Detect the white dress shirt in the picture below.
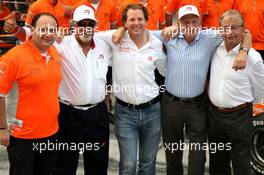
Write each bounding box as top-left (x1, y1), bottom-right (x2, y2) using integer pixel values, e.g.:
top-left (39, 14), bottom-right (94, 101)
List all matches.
top-left (96, 30), bottom-right (166, 105)
top-left (209, 42), bottom-right (264, 108)
top-left (54, 35), bottom-right (112, 105)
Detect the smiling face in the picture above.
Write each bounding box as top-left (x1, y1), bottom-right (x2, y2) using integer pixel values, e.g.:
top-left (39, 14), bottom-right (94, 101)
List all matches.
top-left (220, 14), bottom-right (245, 49)
top-left (31, 15), bottom-right (58, 53)
top-left (124, 8), bottom-right (146, 38)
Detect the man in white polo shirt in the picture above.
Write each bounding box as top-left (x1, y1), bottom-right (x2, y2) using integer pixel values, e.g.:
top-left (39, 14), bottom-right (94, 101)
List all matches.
top-left (208, 10), bottom-right (264, 175)
top-left (53, 4), bottom-right (112, 175)
top-left (96, 3), bottom-right (166, 174)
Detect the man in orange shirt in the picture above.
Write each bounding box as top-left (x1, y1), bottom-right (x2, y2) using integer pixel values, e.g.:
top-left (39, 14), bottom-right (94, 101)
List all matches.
top-left (116, 0), bottom-right (166, 30)
top-left (87, 0), bottom-right (117, 31)
top-left (0, 13), bottom-right (62, 175)
top-left (234, 0), bottom-right (264, 59)
top-left (165, 0), bottom-right (207, 26)
top-left (202, 0), bottom-right (235, 28)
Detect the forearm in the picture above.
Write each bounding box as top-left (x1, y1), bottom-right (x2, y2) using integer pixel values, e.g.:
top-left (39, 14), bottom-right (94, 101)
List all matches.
top-left (241, 32), bottom-right (252, 49)
top-left (0, 97), bottom-right (7, 129)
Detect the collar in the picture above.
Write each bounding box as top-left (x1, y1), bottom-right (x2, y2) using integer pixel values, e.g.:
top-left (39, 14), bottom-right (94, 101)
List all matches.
top-left (124, 30), bottom-right (155, 45)
top-left (219, 41), bottom-right (241, 55)
top-left (24, 37), bottom-right (56, 62)
top-left (178, 30), bottom-right (202, 42)
top-left (72, 34), bottom-right (96, 49)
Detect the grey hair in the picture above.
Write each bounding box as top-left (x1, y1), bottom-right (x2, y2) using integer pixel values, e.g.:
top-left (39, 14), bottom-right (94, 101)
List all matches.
top-left (219, 10), bottom-right (245, 27)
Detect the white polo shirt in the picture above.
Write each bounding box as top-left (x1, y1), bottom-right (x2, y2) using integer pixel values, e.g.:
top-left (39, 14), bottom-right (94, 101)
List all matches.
top-left (209, 42), bottom-right (264, 108)
top-left (96, 30), bottom-right (166, 105)
top-left (54, 35), bottom-right (112, 105)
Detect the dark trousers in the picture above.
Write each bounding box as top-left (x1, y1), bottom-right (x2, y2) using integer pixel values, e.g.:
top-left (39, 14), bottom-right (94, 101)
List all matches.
top-left (208, 104), bottom-right (253, 175)
top-left (161, 93), bottom-right (208, 175)
top-left (7, 134), bottom-right (58, 175)
top-left (54, 102), bottom-right (109, 175)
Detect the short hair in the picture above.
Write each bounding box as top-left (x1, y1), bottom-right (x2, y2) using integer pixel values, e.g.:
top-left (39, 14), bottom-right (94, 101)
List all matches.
top-left (121, 3), bottom-right (148, 24)
top-left (31, 13), bottom-right (59, 28)
top-left (219, 10), bottom-right (245, 27)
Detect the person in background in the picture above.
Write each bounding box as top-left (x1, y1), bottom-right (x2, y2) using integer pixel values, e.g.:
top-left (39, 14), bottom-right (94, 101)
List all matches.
top-left (202, 0), bottom-right (235, 28)
top-left (164, 0), bottom-right (208, 26)
top-left (234, 0), bottom-right (264, 59)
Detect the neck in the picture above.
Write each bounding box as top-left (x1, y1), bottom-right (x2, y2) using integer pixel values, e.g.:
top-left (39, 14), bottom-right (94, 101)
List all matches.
top-left (130, 32), bottom-right (148, 49)
top-left (30, 40), bottom-right (48, 54)
top-left (184, 34), bottom-right (196, 44)
top-left (225, 42), bottom-right (240, 52)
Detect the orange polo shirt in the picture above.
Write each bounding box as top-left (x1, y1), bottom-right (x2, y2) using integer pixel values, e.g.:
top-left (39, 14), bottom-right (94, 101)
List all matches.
top-left (0, 39), bottom-right (62, 139)
top-left (116, 0), bottom-right (166, 30)
top-left (25, 0), bottom-right (66, 27)
top-left (164, 0), bottom-right (208, 17)
top-left (234, 0), bottom-right (264, 50)
top-left (202, 0), bottom-right (235, 28)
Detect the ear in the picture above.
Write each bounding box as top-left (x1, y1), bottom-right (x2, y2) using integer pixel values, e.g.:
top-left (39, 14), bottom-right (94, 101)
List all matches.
top-left (124, 22), bottom-right (128, 29)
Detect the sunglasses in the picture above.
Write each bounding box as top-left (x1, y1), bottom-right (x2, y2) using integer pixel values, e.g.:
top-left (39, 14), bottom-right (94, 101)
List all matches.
top-left (77, 21), bottom-right (96, 28)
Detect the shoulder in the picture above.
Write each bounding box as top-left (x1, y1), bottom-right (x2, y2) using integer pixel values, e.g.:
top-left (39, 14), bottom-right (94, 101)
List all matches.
top-left (0, 44), bottom-right (27, 64)
top-left (93, 37), bottom-right (110, 49)
top-left (247, 48), bottom-right (263, 65)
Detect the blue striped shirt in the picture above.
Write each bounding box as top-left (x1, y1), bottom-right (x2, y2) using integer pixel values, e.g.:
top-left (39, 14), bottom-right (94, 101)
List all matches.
top-left (153, 29), bottom-right (223, 98)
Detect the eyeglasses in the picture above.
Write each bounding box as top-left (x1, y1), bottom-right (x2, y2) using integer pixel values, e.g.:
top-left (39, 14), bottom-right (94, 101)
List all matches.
top-left (222, 25), bottom-right (243, 31)
top-left (77, 21), bottom-right (96, 28)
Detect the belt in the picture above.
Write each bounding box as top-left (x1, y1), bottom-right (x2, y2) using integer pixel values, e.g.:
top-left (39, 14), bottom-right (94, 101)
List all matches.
top-left (116, 95), bottom-right (160, 109)
top-left (209, 102), bottom-right (250, 113)
top-left (59, 98), bottom-right (97, 110)
top-left (165, 90), bottom-right (205, 104)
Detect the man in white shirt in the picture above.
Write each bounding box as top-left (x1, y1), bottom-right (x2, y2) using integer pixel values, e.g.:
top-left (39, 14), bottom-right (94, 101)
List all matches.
top-left (53, 5), bottom-right (112, 175)
top-left (208, 10), bottom-right (264, 175)
top-left (96, 3), bottom-right (166, 175)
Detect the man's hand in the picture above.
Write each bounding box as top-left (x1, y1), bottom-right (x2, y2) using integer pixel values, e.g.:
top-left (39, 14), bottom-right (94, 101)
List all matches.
top-left (233, 50), bottom-right (247, 71)
top-left (112, 27), bottom-right (126, 45)
top-left (0, 129), bottom-right (10, 147)
top-left (104, 95), bottom-right (112, 112)
top-left (161, 23), bottom-right (179, 42)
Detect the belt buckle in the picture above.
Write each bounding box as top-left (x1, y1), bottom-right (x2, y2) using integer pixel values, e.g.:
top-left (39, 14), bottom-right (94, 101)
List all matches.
top-left (179, 98), bottom-right (188, 103)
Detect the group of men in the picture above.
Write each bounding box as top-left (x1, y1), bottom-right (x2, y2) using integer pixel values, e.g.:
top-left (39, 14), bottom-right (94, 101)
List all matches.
top-left (0, 0), bottom-right (264, 175)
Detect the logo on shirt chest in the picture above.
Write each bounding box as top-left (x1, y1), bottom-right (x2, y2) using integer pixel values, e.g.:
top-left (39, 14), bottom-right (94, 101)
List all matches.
top-left (98, 54), bottom-right (104, 62)
top-left (148, 56), bottom-right (153, 62)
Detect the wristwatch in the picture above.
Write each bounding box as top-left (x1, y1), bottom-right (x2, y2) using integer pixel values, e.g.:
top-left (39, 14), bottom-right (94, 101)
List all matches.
top-left (240, 47), bottom-right (249, 54)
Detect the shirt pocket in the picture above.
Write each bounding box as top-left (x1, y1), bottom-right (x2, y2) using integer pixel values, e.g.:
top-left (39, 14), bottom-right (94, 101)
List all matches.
top-left (94, 59), bottom-right (108, 80)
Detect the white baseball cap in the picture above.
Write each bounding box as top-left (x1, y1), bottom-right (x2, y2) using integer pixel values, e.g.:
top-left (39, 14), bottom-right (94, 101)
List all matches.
top-left (178, 5), bottom-right (200, 20)
top-left (73, 5), bottom-right (97, 22)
